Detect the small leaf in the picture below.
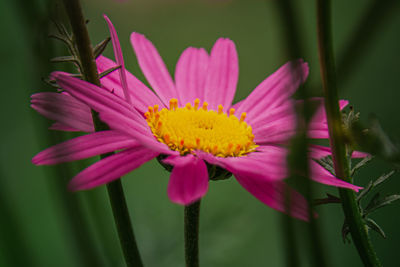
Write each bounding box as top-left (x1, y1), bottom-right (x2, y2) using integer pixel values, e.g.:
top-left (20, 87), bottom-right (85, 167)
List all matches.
top-left (364, 192), bottom-right (381, 213)
top-left (364, 194), bottom-right (400, 215)
top-left (50, 56), bottom-right (78, 64)
top-left (314, 156), bottom-right (335, 176)
top-left (351, 156), bottom-right (373, 176)
top-left (94, 37), bottom-right (111, 59)
top-left (365, 218), bottom-right (386, 239)
top-left (373, 170), bottom-right (396, 188)
top-left (356, 180), bottom-right (373, 204)
top-left (341, 221), bottom-right (351, 243)
top-left (99, 65), bottom-right (121, 78)
top-left (314, 193), bottom-right (341, 206)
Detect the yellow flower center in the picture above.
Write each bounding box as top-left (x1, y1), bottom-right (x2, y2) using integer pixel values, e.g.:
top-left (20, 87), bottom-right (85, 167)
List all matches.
top-left (145, 98), bottom-right (257, 157)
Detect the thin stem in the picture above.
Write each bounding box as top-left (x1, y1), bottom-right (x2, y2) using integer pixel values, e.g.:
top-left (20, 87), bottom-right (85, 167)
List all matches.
top-left (273, 1), bottom-right (328, 266)
top-left (184, 201), bottom-right (201, 267)
top-left (62, 1), bottom-right (144, 266)
top-left (316, 1), bottom-right (381, 266)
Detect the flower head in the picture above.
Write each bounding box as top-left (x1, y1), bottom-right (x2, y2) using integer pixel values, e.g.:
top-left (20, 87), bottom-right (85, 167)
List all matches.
top-left (32, 17), bottom-right (362, 221)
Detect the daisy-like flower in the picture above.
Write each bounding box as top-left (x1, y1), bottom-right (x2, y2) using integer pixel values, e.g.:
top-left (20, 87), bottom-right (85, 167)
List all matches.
top-left (32, 17), bottom-right (362, 221)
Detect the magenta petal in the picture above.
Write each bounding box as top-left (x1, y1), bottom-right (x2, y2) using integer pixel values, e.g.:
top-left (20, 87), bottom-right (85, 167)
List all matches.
top-left (175, 47), bottom-right (209, 105)
top-left (130, 32), bottom-right (176, 106)
top-left (49, 122), bottom-right (80, 132)
top-left (164, 155), bottom-right (209, 205)
top-left (31, 92), bottom-right (94, 132)
top-left (69, 146), bottom-right (158, 191)
top-left (310, 161), bottom-right (362, 191)
top-left (33, 131), bottom-right (135, 165)
top-left (236, 60), bottom-right (308, 120)
top-left (235, 174), bottom-right (310, 221)
top-left (96, 56), bottom-right (164, 113)
top-left (309, 144), bottom-right (369, 159)
top-left (197, 145), bottom-right (288, 180)
top-left (203, 38), bottom-right (238, 110)
top-left (104, 15), bottom-right (131, 104)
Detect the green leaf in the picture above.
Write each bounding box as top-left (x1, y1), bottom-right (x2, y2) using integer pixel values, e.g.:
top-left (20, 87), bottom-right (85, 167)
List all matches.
top-left (99, 65), bottom-right (121, 78)
top-left (351, 155), bottom-right (373, 176)
top-left (373, 170), bottom-right (396, 187)
top-left (365, 218), bottom-right (386, 239)
top-left (50, 56), bottom-right (78, 64)
top-left (365, 194), bottom-right (400, 215)
top-left (356, 180), bottom-right (373, 204)
top-left (314, 156), bottom-right (335, 176)
top-left (93, 37), bottom-right (111, 59)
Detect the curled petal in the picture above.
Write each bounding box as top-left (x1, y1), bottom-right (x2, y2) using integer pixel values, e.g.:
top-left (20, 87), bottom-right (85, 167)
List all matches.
top-left (164, 155), bottom-right (209, 205)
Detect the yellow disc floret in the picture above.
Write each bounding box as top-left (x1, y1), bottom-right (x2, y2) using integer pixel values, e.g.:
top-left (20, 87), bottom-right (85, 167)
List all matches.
top-left (145, 98), bottom-right (258, 157)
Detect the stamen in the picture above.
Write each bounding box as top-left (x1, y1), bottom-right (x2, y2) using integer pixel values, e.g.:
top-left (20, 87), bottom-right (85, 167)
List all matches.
top-left (153, 105), bottom-right (159, 113)
top-left (240, 112), bottom-right (246, 122)
top-left (229, 108), bottom-right (235, 116)
top-left (196, 138), bottom-right (201, 149)
top-left (186, 103), bottom-right (192, 110)
top-left (218, 104), bottom-right (223, 114)
top-left (235, 144), bottom-right (241, 154)
top-left (202, 102), bottom-right (208, 111)
top-left (144, 112), bottom-right (150, 119)
top-left (164, 134), bottom-right (170, 144)
top-left (148, 106), bottom-right (154, 116)
top-left (194, 98), bottom-right (200, 110)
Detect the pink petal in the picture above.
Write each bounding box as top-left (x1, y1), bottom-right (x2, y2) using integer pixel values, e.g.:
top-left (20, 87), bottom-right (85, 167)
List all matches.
top-left (164, 154), bottom-right (209, 205)
top-left (236, 60), bottom-right (309, 120)
top-left (69, 146), bottom-right (158, 191)
top-left (251, 103), bottom-right (297, 145)
top-left (31, 92), bottom-right (94, 132)
top-left (203, 38), bottom-right (238, 110)
top-left (174, 47), bottom-right (209, 105)
top-left (104, 15), bottom-right (131, 104)
top-left (309, 144), bottom-right (369, 159)
top-left (310, 161), bottom-right (362, 191)
top-left (235, 174), bottom-right (310, 221)
top-left (49, 122), bottom-right (80, 132)
top-left (197, 145), bottom-right (288, 181)
top-left (32, 131), bottom-right (135, 165)
top-left (97, 56), bottom-right (164, 113)
top-left (52, 72), bottom-right (172, 154)
top-left (310, 98), bottom-right (349, 124)
top-left (130, 32), bottom-right (176, 106)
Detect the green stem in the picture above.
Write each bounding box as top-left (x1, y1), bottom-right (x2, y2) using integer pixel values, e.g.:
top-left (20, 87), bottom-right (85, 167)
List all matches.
top-left (273, 1), bottom-right (328, 266)
top-left (184, 201), bottom-right (201, 267)
top-left (62, 1), bottom-right (144, 266)
top-left (316, 1), bottom-right (381, 266)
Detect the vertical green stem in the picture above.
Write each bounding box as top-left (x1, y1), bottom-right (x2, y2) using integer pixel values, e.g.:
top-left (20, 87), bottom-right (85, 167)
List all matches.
top-left (273, 0), bottom-right (328, 266)
top-left (184, 201), bottom-right (201, 267)
top-left (62, 0), bottom-right (144, 266)
top-left (316, 1), bottom-right (381, 266)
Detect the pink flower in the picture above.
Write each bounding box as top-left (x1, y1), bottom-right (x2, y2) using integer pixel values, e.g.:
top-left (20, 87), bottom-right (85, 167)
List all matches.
top-left (31, 16), bottom-right (361, 221)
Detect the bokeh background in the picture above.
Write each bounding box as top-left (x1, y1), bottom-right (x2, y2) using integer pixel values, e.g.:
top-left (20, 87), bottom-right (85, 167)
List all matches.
top-left (1, 0), bottom-right (400, 266)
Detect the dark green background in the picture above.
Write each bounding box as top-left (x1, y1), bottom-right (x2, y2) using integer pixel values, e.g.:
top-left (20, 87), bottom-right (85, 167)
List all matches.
top-left (1, 0), bottom-right (399, 266)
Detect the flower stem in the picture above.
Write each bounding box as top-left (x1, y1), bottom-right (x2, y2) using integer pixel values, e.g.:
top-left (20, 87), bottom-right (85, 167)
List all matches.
top-left (62, 0), bottom-right (144, 266)
top-left (316, 1), bottom-right (381, 266)
top-left (184, 200), bottom-right (201, 267)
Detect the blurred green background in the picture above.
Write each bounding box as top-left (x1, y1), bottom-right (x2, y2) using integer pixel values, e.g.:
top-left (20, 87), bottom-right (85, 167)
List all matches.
top-left (1, 0), bottom-right (400, 266)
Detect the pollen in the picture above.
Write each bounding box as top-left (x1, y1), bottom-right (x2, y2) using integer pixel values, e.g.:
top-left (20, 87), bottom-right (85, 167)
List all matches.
top-left (145, 98), bottom-right (258, 157)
